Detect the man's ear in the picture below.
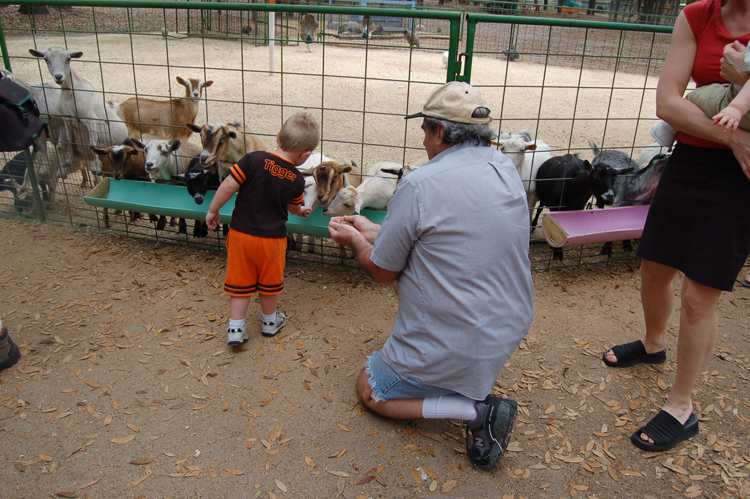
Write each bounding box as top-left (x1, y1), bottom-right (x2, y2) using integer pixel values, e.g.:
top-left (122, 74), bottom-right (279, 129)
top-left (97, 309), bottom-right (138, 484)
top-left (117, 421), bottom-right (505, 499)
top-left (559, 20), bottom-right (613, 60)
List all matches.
top-left (436, 124), bottom-right (446, 144)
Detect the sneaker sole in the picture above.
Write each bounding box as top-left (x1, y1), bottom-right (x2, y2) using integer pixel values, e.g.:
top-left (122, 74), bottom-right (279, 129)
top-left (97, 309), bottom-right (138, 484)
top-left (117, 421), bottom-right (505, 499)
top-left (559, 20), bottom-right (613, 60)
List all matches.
top-left (475, 398), bottom-right (518, 471)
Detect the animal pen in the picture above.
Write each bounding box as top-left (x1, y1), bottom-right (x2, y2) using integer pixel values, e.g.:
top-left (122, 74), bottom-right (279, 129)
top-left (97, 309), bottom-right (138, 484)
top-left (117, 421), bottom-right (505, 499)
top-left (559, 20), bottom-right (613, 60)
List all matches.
top-left (0, 0), bottom-right (673, 271)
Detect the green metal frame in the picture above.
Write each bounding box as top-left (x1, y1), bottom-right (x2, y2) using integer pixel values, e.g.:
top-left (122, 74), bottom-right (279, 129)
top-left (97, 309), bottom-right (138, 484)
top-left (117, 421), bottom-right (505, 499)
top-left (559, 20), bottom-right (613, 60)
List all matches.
top-left (0, 0), bottom-right (673, 270)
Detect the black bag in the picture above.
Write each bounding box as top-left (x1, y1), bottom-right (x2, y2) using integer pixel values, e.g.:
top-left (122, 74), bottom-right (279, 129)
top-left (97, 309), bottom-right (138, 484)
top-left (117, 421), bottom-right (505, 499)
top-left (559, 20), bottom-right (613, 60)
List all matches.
top-left (0, 77), bottom-right (48, 152)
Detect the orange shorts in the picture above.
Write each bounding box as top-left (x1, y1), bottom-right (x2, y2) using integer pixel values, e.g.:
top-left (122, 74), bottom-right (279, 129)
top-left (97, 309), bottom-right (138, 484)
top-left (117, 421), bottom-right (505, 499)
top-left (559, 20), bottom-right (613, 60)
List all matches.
top-left (224, 229), bottom-right (286, 297)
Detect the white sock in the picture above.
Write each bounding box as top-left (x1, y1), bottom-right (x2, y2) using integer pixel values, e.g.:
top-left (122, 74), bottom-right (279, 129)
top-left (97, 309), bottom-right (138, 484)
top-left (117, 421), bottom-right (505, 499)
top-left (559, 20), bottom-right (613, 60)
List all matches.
top-left (228, 318), bottom-right (245, 331)
top-left (261, 312), bottom-right (276, 324)
top-left (0, 314), bottom-right (3, 330)
top-left (421, 395), bottom-right (479, 421)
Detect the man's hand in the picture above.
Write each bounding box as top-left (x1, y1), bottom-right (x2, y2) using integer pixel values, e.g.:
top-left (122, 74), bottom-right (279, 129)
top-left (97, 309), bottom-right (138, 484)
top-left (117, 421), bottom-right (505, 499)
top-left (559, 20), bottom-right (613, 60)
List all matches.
top-left (328, 217), bottom-right (364, 248)
top-left (714, 105), bottom-right (744, 132)
top-left (206, 210), bottom-right (220, 230)
top-left (720, 41), bottom-right (750, 86)
top-left (330, 215), bottom-right (380, 244)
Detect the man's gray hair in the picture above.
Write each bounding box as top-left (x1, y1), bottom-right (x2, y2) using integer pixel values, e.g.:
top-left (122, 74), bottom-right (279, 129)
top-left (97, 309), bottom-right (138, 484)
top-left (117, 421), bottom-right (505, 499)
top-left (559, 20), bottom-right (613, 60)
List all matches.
top-left (423, 107), bottom-right (496, 146)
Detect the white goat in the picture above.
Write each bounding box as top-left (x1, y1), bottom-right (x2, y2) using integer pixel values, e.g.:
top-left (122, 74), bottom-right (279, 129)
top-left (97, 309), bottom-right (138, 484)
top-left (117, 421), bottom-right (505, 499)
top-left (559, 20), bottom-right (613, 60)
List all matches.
top-left (322, 161), bottom-right (399, 216)
top-left (132, 138), bottom-right (202, 181)
top-left (493, 133), bottom-right (552, 221)
top-left (115, 76), bottom-right (213, 141)
top-left (29, 47), bottom-right (127, 183)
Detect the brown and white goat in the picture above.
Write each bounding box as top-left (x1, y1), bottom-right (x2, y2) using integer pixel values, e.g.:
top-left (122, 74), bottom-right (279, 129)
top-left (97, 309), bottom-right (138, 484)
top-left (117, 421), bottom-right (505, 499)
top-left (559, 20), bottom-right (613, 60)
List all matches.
top-left (91, 139), bottom-right (147, 228)
top-left (115, 77), bottom-right (213, 141)
top-left (185, 122), bottom-right (266, 182)
top-left (300, 160), bottom-right (361, 208)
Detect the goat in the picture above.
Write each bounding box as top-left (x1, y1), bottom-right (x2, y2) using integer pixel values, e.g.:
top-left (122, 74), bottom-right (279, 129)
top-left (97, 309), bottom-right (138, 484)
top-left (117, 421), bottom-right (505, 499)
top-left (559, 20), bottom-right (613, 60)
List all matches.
top-left (300, 160), bottom-right (362, 208)
top-left (130, 138), bottom-right (202, 233)
top-left (90, 139), bottom-right (148, 228)
top-left (380, 163), bottom-right (421, 195)
top-left (0, 68), bottom-right (88, 200)
top-left (29, 47), bottom-right (127, 187)
top-left (132, 138), bottom-right (202, 182)
top-left (0, 145), bottom-right (50, 216)
top-left (115, 76), bottom-right (213, 141)
top-left (601, 153), bottom-right (669, 255)
top-left (493, 132), bottom-right (552, 225)
top-left (185, 122), bottom-right (266, 182)
top-left (170, 158), bottom-right (214, 238)
top-left (589, 140), bottom-right (640, 209)
top-left (534, 154), bottom-right (630, 261)
top-left (287, 152), bottom-right (334, 254)
top-left (322, 161), bottom-right (399, 216)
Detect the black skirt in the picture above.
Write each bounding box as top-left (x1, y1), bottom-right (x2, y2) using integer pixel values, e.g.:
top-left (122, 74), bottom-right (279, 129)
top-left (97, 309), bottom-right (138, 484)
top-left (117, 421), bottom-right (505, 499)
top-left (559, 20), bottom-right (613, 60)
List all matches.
top-left (637, 143), bottom-right (750, 291)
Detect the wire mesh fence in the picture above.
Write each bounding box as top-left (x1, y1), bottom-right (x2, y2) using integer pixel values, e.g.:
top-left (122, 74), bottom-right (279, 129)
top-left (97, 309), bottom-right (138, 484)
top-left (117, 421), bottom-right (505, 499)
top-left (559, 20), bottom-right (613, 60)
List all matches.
top-left (0, 0), bottom-right (673, 271)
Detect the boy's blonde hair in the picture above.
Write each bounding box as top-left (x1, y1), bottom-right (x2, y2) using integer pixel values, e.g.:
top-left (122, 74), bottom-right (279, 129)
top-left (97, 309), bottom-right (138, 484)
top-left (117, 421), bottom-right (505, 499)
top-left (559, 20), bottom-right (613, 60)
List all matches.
top-left (277, 112), bottom-right (320, 152)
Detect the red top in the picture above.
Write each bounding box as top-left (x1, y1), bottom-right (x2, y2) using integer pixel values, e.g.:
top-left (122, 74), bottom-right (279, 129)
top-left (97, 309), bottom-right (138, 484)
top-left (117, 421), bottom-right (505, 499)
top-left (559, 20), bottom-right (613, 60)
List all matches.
top-left (677, 0), bottom-right (750, 148)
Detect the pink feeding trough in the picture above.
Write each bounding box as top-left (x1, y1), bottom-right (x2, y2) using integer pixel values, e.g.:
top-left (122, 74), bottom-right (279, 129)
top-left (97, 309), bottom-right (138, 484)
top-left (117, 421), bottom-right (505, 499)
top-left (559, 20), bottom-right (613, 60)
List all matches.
top-left (541, 205), bottom-right (651, 248)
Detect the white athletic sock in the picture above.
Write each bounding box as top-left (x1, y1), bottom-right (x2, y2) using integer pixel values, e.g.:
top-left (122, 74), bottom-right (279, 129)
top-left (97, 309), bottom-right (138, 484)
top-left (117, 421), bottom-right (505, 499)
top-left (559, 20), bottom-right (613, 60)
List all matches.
top-left (421, 395), bottom-right (479, 421)
top-left (228, 318), bottom-right (245, 331)
top-left (261, 312), bottom-right (276, 324)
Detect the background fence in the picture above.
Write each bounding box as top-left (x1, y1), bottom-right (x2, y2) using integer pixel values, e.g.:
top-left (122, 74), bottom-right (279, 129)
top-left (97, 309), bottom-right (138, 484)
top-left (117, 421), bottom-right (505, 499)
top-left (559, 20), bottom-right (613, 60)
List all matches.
top-left (0, 0), bottom-right (674, 271)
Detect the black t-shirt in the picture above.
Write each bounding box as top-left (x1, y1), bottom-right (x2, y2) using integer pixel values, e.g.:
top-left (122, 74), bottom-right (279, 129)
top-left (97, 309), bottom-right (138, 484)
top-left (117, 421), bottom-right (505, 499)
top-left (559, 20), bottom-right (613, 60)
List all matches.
top-left (228, 151), bottom-right (305, 238)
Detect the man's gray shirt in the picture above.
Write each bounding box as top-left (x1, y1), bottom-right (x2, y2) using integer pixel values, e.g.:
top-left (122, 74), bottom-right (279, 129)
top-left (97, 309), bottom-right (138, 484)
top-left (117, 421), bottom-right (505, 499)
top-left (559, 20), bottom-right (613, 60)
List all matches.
top-left (370, 142), bottom-right (535, 400)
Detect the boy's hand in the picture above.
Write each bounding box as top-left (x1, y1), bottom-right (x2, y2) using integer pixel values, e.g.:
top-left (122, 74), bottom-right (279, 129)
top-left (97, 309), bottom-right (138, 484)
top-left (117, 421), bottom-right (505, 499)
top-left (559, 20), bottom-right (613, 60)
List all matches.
top-left (714, 106), bottom-right (744, 132)
top-left (206, 210), bottom-right (220, 230)
top-left (299, 206), bottom-right (313, 218)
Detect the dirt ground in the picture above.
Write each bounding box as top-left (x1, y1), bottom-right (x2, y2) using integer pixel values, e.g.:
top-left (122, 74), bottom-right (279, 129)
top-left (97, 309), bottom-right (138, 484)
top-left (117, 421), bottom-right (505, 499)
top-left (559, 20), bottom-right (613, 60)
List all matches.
top-left (1, 217), bottom-right (750, 499)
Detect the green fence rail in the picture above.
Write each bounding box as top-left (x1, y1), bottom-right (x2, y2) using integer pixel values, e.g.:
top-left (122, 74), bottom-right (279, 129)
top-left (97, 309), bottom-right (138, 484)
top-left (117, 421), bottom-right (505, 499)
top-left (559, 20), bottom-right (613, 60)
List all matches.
top-left (0, 0), bottom-right (673, 271)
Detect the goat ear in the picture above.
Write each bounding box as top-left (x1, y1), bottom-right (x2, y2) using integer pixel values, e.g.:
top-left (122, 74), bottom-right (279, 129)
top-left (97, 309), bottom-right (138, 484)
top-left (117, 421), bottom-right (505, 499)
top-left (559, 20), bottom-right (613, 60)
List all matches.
top-left (29, 49), bottom-right (45, 58)
top-left (300, 168), bottom-right (314, 176)
top-left (341, 166), bottom-right (353, 174)
top-left (70, 52), bottom-right (83, 59)
top-left (91, 147), bottom-right (109, 157)
top-left (176, 76), bottom-right (187, 86)
top-left (203, 80), bottom-right (214, 88)
top-left (525, 143), bottom-right (537, 151)
top-left (380, 168), bottom-right (401, 176)
top-left (130, 138), bottom-right (145, 149)
top-left (582, 160), bottom-right (593, 173)
top-left (617, 167), bottom-right (635, 176)
top-left (227, 131), bottom-right (237, 139)
top-left (168, 140), bottom-right (181, 152)
top-left (186, 123), bottom-right (202, 133)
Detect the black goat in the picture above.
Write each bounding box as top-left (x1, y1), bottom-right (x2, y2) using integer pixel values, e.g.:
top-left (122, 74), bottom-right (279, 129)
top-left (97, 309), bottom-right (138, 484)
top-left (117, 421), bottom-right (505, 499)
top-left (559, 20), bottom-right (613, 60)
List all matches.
top-left (535, 154), bottom-right (631, 261)
top-left (172, 158), bottom-right (219, 238)
top-left (589, 141), bottom-right (640, 209)
top-left (601, 153), bottom-right (669, 255)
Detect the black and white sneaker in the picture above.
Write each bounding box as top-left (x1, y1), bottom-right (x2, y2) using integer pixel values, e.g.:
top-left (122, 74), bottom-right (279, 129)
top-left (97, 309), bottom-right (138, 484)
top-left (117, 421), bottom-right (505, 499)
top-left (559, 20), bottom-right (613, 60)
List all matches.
top-left (465, 396), bottom-right (517, 471)
top-left (261, 311), bottom-right (286, 337)
top-left (227, 326), bottom-right (249, 345)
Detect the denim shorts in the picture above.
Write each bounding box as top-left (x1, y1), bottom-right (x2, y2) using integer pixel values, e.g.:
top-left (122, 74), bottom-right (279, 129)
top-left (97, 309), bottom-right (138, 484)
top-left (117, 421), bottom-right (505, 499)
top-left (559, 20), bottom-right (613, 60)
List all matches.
top-left (365, 350), bottom-right (456, 402)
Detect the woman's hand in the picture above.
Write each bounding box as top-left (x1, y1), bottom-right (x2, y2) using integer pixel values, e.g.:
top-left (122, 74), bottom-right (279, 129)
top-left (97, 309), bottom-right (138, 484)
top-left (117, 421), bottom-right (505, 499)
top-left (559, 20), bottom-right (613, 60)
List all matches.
top-left (720, 41), bottom-right (750, 86)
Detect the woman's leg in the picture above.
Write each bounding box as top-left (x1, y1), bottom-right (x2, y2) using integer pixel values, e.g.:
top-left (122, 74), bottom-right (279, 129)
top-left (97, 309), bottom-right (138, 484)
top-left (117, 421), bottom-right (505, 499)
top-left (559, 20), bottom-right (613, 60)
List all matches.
top-left (638, 275), bottom-right (722, 443)
top-left (606, 259), bottom-right (677, 362)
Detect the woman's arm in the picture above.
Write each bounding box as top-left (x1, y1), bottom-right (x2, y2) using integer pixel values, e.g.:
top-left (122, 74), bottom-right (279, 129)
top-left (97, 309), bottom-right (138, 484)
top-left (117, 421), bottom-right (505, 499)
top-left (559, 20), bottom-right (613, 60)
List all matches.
top-left (657, 14), bottom-right (750, 178)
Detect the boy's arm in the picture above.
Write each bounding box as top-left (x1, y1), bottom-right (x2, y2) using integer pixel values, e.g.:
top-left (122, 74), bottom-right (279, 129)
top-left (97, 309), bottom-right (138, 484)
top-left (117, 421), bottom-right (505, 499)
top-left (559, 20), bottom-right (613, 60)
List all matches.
top-left (206, 176), bottom-right (240, 230)
top-left (288, 202), bottom-right (313, 218)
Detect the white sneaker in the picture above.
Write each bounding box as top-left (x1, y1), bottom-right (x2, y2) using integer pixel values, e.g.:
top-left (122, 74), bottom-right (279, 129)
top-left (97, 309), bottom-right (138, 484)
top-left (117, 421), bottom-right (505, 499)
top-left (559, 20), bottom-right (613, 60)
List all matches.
top-left (650, 121), bottom-right (677, 147)
top-left (227, 327), bottom-right (249, 345)
top-left (261, 311), bottom-right (286, 337)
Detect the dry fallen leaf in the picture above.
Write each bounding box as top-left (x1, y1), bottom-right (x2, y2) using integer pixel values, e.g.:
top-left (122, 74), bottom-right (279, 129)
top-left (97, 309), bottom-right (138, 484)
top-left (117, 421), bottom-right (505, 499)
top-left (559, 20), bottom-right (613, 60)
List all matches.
top-left (423, 465), bottom-right (437, 479)
top-left (442, 480), bottom-right (457, 493)
top-left (130, 458), bottom-right (152, 465)
top-left (225, 469), bottom-right (244, 475)
top-left (336, 423), bottom-right (349, 432)
top-left (111, 435), bottom-right (135, 445)
top-left (275, 479), bottom-right (287, 492)
top-left (304, 456), bottom-right (315, 468)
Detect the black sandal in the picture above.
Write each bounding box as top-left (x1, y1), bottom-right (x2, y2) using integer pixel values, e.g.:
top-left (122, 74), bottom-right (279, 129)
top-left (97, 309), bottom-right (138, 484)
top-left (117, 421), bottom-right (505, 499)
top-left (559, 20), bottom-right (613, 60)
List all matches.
top-left (602, 340), bottom-right (666, 368)
top-left (631, 411), bottom-right (699, 452)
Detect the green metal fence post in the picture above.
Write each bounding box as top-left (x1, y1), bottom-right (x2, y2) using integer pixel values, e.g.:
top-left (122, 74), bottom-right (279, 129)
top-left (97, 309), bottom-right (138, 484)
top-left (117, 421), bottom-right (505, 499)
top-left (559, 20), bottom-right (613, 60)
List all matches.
top-left (23, 148), bottom-right (47, 223)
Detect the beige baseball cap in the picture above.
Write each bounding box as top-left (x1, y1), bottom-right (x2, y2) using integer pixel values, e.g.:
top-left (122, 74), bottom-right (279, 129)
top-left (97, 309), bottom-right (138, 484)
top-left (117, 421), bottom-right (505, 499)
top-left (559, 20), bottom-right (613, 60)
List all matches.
top-left (405, 81), bottom-right (492, 124)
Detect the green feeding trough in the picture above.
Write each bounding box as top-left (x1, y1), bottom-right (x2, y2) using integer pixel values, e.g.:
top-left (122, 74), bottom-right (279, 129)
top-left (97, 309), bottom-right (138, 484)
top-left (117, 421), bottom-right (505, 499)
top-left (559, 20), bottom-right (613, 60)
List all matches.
top-left (83, 178), bottom-right (387, 237)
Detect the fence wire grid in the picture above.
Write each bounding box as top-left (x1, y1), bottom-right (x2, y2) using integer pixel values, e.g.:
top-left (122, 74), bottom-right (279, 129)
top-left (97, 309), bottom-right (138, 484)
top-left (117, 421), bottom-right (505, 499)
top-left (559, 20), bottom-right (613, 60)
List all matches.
top-left (0, 0), bottom-right (674, 271)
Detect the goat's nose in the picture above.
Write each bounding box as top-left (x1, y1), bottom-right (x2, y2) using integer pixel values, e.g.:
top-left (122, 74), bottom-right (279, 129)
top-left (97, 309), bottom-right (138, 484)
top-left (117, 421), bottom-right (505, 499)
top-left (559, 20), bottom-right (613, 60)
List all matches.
top-left (54, 74), bottom-right (64, 83)
top-left (146, 162), bottom-right (153, 169)
top-left (194, 195), bottom-right (204, 205)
